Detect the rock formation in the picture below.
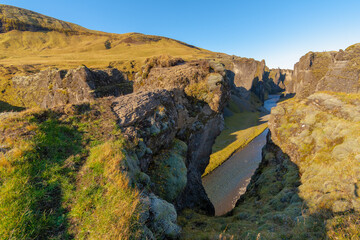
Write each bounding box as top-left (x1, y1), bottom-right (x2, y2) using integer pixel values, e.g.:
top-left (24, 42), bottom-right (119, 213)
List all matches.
top-left (286, 44), bottom-right (360, 97)
top-left (121, 57), bottom-right (231, 215)
top-left (221, 56), bottom-right (286, 104)
top-left (12, 66), bottom-right (132, 108)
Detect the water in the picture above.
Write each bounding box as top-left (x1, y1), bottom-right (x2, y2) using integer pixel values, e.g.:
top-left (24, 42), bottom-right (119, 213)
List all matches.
top-left (202, 94), bottom-right (280, 216)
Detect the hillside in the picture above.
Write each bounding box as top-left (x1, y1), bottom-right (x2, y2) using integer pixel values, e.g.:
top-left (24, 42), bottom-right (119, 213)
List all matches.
top-left (0, 4), bottom-right (223, 110)
top-left (0, 4), bottom-right (91, 33)
top-left (0, 5), bottom-right (213, 70)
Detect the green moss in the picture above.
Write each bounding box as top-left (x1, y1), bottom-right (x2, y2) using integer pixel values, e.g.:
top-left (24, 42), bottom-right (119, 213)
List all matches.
top-left (148, 139), bottom-right (188, 202)
top-left (184, 81), bottom-right (214, 104)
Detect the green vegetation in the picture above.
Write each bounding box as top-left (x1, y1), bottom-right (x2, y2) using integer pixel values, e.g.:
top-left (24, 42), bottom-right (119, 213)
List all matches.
top-left (185, 81), bottom-right (214, 104)
top-left (203, 99), bottom-right (268, 176)
top-left (148, 139), bottom-right (188, 202)
top-left (0, 101), bottom-right (143, 239)
top-left (104, 39), bottom-right (111, 49)
top-left (70, 140), bottom-right (142, 239)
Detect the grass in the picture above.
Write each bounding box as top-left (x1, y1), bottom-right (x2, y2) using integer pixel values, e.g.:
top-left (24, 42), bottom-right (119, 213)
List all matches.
top-left (0, 4), bottom-right (90, 34)
top-left (70, 140), bottom-right (142, 239)
top-left (0, 30), bottom-right (213, 73)
top-left (0, 101), bottom-right (143, 239)
top-left (202, 99), bottom-right (268, 176)
top-left (0, 114), bottom-right (83, 239)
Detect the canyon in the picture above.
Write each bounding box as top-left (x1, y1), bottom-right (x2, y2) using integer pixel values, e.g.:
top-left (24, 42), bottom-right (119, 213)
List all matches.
top-left (0, 4), bottom-right (360, 240)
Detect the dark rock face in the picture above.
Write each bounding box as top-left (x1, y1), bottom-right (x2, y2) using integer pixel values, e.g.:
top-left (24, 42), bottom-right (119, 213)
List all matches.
top-left (12, 66), bottom-right (132, 108)
top-left (112, 58), bottom-right (232, 215)
top-left (111, 89), bottom-right (220, 215)
top-left (286, 45), bottom-right (360, 97)
top-left (224, 57), bottom-right (286, 104)
top-left (176, 115), bottom-right (223, 214)
top-left (267, 68), bottom-right (292, 92)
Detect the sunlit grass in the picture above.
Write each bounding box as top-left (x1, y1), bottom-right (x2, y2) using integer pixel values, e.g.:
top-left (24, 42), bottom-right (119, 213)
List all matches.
top-left (203, 110), bottom-right (268, 177)
top-left (0, 102), bottom-right (142, 239)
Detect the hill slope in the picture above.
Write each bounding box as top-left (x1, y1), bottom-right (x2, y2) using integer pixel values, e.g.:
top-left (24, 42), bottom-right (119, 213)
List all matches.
top-left (0, 4), bottom-right (90, 33)
top-left (0, 4), bottom-right (219, 109)
top-left (0, 4), bottom-right (213, 70)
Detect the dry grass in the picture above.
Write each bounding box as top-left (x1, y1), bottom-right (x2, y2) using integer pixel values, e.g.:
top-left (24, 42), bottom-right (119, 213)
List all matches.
top-left (0, 31), bottom-right (213, 71)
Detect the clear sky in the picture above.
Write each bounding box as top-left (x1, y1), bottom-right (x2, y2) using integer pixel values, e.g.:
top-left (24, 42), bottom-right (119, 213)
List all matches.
top-left (2, 0), bottom-right (360, 69)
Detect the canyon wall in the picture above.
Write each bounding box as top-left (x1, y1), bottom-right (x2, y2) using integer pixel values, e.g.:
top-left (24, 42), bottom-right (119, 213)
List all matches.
top-left (286, 44), bottom-right (360, 97)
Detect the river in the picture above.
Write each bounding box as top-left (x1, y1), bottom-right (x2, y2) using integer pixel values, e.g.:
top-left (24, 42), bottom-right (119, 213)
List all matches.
top-left (202, 94), bottom-right (280, 216)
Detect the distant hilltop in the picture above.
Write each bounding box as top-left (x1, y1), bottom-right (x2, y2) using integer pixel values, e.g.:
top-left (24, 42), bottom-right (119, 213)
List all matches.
top-left (0, 4), bottom-right (91, 33)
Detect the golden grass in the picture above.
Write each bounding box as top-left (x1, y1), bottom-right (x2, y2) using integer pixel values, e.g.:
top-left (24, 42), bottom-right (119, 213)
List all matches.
top-left (0, 30), bottom-right (218, 107)
top-left (0, 31), bottom-right (213, 70)
top-left (203, 109), bottom-right (268, 176)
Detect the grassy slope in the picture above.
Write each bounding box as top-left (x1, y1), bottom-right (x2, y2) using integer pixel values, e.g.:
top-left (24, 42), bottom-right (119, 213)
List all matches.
top-left (203, 98), bottom-right (268, 176)
top-left (0, 5), bottom-right (218, 108)
top-left (0, 101), bottom-right (142, 239)
top-left (0, 31), bottom-right (213, 70)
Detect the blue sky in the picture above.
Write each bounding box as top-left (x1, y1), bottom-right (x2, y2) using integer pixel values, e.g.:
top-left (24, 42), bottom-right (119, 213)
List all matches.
top-left (2, 0), bottom-right (360, 69)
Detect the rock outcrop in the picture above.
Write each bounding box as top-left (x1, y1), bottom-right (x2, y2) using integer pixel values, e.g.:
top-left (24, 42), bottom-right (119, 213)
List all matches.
top-left (12, 66), bottom-right (132, 108)
top-left (269, 92), bottom-right (360, 214)
top-left (220, 56), bottom-right (285, 104)
top-left (267, 68), bottom-right (292, 91)
top-left (114, 57), bottom-right (231, 215)
top-left (286, 44), bottom-right (360, 97)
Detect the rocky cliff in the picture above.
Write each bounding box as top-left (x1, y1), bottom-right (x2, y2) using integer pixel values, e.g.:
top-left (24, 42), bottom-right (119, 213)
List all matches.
top-left (132, 56), bottom-right (230, 214)
top-left (286, 44), bottom-right (360, 97)
top-left (267, 68), bottom-right (292, 91)
top-left (222, 56), bottom-right (285, 103)
top-left (268, 92), bottom-right (360, 238)
top-left (11, 66), bottom-right (132, 108)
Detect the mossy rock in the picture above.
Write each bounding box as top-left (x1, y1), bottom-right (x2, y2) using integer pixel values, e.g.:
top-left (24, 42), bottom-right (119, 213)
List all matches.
top-left (148, 139), bottom-right (188, 202)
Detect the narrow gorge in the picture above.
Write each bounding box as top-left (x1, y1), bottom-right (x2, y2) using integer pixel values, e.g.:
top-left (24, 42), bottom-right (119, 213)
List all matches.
top-left (0, 4), bottom-right (360, 240)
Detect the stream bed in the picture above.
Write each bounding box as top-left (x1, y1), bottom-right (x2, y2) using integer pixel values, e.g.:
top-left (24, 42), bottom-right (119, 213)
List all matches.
top-left (202, 94), bottom-right (280, 216)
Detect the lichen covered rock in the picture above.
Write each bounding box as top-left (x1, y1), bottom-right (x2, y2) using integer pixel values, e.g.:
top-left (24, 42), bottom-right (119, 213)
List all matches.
top-left (269, 92), bottom-right (360, 213)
